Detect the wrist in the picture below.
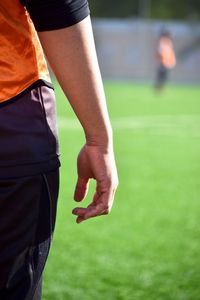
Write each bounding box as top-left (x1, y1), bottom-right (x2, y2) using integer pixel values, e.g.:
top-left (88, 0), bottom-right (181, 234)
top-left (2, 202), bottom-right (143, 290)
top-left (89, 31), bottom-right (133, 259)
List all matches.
top-left (85, 127), bottom-right (113, 150)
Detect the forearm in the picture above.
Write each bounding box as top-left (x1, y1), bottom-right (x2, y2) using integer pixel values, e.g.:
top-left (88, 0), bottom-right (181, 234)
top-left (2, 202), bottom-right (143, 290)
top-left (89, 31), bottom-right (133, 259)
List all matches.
top-left (38, 16), bottom-right (112, 147)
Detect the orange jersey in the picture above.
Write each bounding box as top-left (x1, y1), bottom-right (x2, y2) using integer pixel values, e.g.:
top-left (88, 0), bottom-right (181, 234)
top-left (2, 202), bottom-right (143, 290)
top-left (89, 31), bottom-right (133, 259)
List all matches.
top-left (0, 0), bottom-right (50, 103)
top-left (158, 37), bottom-right (176, 69)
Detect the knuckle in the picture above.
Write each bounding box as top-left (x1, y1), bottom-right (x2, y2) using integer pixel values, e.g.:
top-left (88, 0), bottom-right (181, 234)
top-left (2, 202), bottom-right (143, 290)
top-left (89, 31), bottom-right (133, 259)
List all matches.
top-left (106, 178), bottom-right (119, 189)
top-left (103, 205), bottom-right (111, 214)
top-left (105, 177), bottom-right (112, 187)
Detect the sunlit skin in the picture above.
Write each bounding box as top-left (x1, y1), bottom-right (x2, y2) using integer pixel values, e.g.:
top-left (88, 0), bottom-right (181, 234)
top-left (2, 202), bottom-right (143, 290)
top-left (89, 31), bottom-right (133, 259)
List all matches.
top-left (38, 16), bottom-right (118, 223)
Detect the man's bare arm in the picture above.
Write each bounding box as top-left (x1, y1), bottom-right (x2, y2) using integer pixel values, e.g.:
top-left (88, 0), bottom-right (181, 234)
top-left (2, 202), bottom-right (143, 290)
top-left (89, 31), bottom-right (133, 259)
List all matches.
top-left (38, 16), bottom-right (118, 223)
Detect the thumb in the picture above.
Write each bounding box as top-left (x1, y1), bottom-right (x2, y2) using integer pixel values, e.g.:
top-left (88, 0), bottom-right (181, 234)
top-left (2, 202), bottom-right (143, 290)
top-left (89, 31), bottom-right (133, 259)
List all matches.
top-left (74, 177), bottom-right (89, 202)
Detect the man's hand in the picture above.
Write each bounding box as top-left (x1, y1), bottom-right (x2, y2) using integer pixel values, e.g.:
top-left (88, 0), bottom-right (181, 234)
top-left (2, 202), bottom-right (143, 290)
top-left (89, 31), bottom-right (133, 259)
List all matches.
top-left (38, 17), bottom-right (118, 220)
top-left (72, 144), bottom-right (118, 224)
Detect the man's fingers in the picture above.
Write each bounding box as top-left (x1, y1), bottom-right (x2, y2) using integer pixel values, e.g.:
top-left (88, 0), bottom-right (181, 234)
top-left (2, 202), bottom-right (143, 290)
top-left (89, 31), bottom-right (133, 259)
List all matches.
top-left (72, 144), bottom-right (118, 223)
top-left (75, 208), bottom-right (108, 224)
top-left (72, 207), bottom-right (88, 216)
top-left (72, 206), bottom-right (108, 224)
top-left (74, 177), bottom-right (89, 202)
top-left (72, 190), bottom-right (114, 223)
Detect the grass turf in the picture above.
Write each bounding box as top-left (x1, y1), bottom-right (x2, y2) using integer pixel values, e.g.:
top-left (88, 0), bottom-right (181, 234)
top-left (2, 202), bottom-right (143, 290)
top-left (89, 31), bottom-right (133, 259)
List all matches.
top-left (42, 83), bottom-right (200, 300)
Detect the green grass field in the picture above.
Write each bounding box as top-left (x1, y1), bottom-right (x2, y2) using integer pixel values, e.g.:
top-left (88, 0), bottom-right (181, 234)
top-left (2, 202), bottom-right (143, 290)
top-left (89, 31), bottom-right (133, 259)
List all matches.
top-left (43, 82), bottom-right (200, 300)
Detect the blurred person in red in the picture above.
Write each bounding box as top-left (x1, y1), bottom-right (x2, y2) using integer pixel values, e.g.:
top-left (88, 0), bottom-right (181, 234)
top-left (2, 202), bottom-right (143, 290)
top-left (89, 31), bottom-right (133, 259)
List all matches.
top-left (155, 29), bottom-right (176, 92)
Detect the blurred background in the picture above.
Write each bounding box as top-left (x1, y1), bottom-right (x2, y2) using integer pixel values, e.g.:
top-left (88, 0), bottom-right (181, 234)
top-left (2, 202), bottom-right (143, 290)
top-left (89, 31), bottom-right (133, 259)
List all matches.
top-left (43, 1), bottom-right (200, 300)
top-left (90, 0), bottom-right (200, 83)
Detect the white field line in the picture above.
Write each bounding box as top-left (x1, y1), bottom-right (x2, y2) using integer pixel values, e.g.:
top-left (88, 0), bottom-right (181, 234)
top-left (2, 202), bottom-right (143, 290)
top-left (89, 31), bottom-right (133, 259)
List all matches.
top-left (58, 115), bottom-right (200, 137)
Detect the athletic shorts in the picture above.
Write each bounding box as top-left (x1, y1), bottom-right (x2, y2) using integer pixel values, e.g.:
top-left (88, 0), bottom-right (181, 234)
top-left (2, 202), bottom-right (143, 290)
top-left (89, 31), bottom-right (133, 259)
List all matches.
top-left (156, 64), bottom-right (169, 85)
top-left (0, 169), bottom-right (59, 300)
top-left (0, 82), bottom-right (60, 179)
top-left (0, 82), bottom-right (61, 299)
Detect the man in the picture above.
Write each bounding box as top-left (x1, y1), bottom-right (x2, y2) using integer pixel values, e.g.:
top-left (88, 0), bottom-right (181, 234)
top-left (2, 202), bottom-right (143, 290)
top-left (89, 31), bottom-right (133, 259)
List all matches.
top-left (0, 1), bottom-right (118, 299)
top-left (155, 29), bottom-right (176, 91)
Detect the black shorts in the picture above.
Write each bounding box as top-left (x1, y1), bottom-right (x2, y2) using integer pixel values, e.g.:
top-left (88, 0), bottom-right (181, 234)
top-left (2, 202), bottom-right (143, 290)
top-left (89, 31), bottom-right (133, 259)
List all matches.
top-left (156, 64), bottom-right (169, 85)
top-left (0, 82), bottom-right (60, 179)
top-left (0, 169), bottom-right (59, 300)
top-left (0, 83), bottom-right (61, 299)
